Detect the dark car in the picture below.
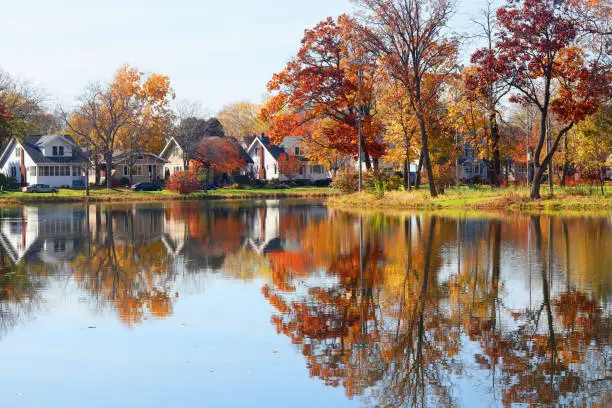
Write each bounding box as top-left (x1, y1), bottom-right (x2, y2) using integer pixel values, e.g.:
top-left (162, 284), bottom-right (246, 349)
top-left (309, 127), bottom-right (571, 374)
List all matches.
top-left (131, 182), bottom-right (162, 192)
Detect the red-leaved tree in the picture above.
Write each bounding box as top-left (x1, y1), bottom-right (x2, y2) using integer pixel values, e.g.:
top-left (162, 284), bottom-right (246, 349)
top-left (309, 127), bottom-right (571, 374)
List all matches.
top-left (260, 15), bottom-right (385, 171)
top-left (496, 0), bottom-right (610, 199)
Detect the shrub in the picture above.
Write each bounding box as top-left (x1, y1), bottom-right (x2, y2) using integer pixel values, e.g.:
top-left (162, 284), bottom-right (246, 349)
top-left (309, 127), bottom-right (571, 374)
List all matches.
top-left (231, 183), bottom-right (240, 189)
top-left (314, 178), bottom-right (332, 187)
top-left (332, 170), bottom-right (359, 192)
top-left (0, 174), bottom-right (18, 191)
top-left (166, 170), bottom-right (200, 194)
top-left (119, 177), bottom-right (130, 186)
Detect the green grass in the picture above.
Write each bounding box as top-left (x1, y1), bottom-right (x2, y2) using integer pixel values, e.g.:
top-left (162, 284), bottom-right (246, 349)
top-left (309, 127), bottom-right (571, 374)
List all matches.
top-left (0, 186), bottom-right (337, 205)
top-left (327, 184), bottom-right (612, 213)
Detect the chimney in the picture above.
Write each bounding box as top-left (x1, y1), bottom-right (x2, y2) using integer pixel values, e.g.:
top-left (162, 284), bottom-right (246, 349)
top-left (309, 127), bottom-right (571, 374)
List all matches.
top-left (20, 147), bottom-right (27, 186)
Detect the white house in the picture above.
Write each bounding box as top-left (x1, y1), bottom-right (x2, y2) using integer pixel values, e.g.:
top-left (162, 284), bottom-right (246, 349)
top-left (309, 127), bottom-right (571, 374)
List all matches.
top-left (246, 135), bottom-right (330, 183)
top-left (159, 137), bottom-right (187, 179)
top-left (0, 134), bottom-right (89, 188)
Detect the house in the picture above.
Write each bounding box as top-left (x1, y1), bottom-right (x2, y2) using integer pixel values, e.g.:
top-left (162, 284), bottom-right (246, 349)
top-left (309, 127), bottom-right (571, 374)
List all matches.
top-left (458, 144), bottom-right (488, 183)
top-left (0, 134), bottom-right (89, 188)
top-left (90, 150), bottom-right (167, 185)
top-left (159, 137), bottom-right (187, 179)
top-left (246, 135), bottom-right (330, 182)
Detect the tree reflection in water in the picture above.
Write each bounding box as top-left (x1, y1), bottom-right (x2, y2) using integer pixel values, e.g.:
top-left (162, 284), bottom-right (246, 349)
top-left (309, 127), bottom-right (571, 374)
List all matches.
top-left (0, 201), bottom-right (609, 406)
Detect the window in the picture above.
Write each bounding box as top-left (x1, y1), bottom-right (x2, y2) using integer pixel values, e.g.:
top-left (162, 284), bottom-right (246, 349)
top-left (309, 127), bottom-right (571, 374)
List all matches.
top-left (42, 166), bottom-right (49, 176)
top-left (53, 239), bottom-right (66, 253)
top-left (274, 164), bottom-right (277, 175)
top-left (73, 167), bottom-right (80, 176)
top-left (52, 146), bottom-right (57, 156)
top-left (254, 147), bottom-right (259, 154)
top-left (49, 166), bottom-right (55, 177)
top-left (30, 166), bottom-right (37, 176)
top-left (15, 147), bottom-right (21, 158)
top-left (10, 167), bottom-right (16, 177)
top-left (65, 166), bottom-right (70, 176)
top-left (295, 147), bottom-right (300, 155)
top-left (135, 166), bottom-right (143, 176)
top-left (58, 146), bottom-right (64, 156)
top-left (123, 166), bottom-right (129, 176)
top-left (299, 166), bottom-right (304, 175)
top-left (312, 165), bottom-right (324, 174)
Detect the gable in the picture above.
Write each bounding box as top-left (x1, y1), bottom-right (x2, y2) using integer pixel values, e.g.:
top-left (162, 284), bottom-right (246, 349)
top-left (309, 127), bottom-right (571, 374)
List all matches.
top-left (160, 137), bottom-right (183, 159)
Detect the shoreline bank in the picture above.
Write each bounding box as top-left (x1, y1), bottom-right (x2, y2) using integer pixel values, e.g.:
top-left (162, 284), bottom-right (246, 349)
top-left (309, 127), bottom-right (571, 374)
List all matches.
top-left (0, 187), bottom-right (336, 206)
top-left (327, 187), bottom-right (612, 214)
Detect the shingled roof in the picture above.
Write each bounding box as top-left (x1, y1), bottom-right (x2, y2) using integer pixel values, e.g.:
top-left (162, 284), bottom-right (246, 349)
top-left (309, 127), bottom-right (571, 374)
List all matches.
top-left (21, 134), bottom-right (89, 164)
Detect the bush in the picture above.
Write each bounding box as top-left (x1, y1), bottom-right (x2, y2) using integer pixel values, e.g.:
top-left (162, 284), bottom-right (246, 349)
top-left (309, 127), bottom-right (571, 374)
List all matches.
top-left (166, 170), bottom-right (200, 194)
top-left (0, 174), bottom-right (19, 191)
top-left (332, 170), bottom-right (359, 192)
top-left (314, 178), bottom-right (332, 187)
top-left (231, 183), bottom-right (240, 189)
top-left (119, 177), bottom-right (130, 186)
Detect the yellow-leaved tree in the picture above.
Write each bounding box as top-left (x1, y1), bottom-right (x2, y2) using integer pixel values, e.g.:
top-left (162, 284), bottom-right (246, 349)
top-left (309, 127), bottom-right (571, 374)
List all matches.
top-left (67, 65), bottom-right (174, 188)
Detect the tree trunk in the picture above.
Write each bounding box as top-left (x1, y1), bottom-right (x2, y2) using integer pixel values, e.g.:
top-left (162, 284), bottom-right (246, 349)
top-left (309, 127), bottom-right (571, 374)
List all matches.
top-left (489, 111), bottom-right (501, 187)
top-left (417, 117), bottom-right (437, 197)
top-left (530, 123), bottom-right (573, 199)
top-left (363, 150), bottom-right (372, 172)
top-left (415, 150), bottom-right (424, 189)
top-left (560, 132), bottom-right (569, 187)
top-left (404, 157), bottom-right (410, 190)
top-left (105, 152), bottom-right (113, 189)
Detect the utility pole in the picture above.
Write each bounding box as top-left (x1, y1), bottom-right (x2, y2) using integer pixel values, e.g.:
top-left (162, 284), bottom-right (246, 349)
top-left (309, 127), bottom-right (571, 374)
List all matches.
top-left (526, 109), bottom-right (530, 187)
top-left (546, 117), bottom-right (554, 195)
top-left (357, 63), bottom-right (363, 192)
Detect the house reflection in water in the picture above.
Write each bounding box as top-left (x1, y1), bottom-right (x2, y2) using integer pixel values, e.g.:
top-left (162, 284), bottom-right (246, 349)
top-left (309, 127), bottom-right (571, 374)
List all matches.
top-left (0, 206), bottom-right (87, 265)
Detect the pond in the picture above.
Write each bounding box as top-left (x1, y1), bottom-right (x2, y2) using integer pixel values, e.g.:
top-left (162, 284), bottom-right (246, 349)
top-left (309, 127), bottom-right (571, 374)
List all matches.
top-left (0, 200), bottom-right (610, 407)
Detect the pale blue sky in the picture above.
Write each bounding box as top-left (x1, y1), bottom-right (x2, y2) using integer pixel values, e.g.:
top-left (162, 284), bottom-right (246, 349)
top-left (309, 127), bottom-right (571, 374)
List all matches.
top-left (0, 0), bottom-right (484, 114)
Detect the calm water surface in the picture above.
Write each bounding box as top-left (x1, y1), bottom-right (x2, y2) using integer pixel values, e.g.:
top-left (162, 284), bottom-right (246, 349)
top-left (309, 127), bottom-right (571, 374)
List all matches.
top-left (0, 200), bottom-right (610, 407)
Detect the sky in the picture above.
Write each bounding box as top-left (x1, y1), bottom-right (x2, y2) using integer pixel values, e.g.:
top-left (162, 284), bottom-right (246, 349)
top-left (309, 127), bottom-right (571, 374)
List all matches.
top-left (0, 0), bottom-right (483, 115)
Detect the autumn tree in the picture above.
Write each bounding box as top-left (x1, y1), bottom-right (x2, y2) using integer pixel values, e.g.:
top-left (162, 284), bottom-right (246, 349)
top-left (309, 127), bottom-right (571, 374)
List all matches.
top-left (464, 1), bottom-right (513, 187)
top-left (0, 69), bottom-right (49, 146)
top-left (357, 0), bottom-right (458, 197)
top-left (67, 65), bottom-right (175, 188)
top-left (190, 136), bottom-right (248, 184)
top-left (496, 0), bottom-right (610, 198)
top-left (378, 77), bottom-right (418, 189)
top-left (260, 15), bottom-right (385, 171)
top-left (217, 101), bottom-right (266, 143)
top-left (277, 152), bottom-right (302, 180)
top-left (176, 117), bottom-right (226, 168)
top-left (568, 106), bottom-right (611, 193)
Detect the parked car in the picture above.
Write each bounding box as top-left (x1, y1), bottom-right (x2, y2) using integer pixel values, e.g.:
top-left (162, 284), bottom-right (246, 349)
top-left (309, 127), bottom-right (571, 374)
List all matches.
top-left (22, 184), bottom-right (58, 193)
top-left (131, 182), bottom-right (162, 191)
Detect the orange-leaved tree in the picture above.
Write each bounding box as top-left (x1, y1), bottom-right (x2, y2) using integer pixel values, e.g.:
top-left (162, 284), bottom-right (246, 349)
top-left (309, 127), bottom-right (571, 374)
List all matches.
top-left (356, 0), bottom-right (459, 197)
top-left (260, 15), bottom-right (385, 171)
top-left (67, 65), bottom-right (175, 188)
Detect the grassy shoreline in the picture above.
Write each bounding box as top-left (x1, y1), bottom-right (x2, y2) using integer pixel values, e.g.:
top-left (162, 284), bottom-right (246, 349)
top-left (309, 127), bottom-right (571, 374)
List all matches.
top-left (0, 187), bottom-right (336, 205)
top-left (327, 185), bottom-right (612, 214)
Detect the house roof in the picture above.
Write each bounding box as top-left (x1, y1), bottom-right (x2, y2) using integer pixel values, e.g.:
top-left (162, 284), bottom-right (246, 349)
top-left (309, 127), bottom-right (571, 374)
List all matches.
top-left (0, 135), bottom-right (89, 166)
top-left (247, 135), bottom-right (287, 160)
top-left (112, 150), bottom-right (168, 164)
top-left (159, 137), bottom-right (183, 159)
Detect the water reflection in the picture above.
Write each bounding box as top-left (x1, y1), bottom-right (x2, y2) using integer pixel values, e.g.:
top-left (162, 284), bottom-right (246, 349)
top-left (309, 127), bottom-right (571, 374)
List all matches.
top-left (0, 201), bottom-right (610, 406)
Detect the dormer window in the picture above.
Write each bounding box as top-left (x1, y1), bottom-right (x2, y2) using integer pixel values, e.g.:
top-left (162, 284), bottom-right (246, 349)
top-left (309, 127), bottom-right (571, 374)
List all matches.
top-left (52, 146), bottom-right (64, 156)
